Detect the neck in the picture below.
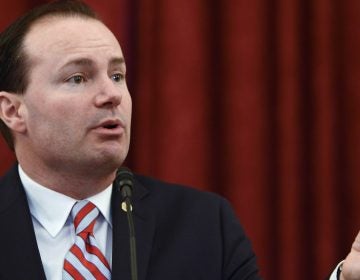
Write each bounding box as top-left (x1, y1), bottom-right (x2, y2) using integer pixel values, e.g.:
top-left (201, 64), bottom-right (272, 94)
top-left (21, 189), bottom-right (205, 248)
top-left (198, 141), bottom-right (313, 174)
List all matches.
top-left (18, 160), bottom-right (116, 199)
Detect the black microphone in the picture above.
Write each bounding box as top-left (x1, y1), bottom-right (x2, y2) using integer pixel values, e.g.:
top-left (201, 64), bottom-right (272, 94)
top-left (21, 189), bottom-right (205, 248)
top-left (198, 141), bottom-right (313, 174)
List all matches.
top-left (114, 167), bottom-right (138, 280)
top-left (115, 167), bottom-right (134, 200)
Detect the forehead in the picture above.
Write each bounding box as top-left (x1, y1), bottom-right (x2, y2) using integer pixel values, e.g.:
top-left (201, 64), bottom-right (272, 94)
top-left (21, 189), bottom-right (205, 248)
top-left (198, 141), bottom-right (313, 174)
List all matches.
top-left (23, 16), bottom-right (123, 66)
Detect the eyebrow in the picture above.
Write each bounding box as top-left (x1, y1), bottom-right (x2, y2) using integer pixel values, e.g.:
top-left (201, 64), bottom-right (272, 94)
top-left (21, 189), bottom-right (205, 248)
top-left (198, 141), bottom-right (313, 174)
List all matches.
top-left (59, 57), bottom-right (126, 71)
top-left (109, 57), bottom-right (126, 68)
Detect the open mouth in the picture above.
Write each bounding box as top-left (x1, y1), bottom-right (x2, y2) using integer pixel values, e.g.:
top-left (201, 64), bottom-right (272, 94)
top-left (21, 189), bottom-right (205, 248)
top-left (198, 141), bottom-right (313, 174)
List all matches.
top-left (103, 123), bottom-right (119, 129)
top-left (94, 119), bottom-right (124, 135)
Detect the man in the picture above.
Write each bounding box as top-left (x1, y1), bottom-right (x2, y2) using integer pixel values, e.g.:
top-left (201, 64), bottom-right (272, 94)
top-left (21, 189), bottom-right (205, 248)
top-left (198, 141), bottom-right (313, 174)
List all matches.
top-left (329, 231), bottom-right (360, 280)
top-left (0, 1), bottom-right (260, 279)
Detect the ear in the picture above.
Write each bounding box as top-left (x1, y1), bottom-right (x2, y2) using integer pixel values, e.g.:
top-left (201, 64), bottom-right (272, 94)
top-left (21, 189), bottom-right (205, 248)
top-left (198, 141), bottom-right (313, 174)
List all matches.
top-left (0, 91), bottom-right (27, 133)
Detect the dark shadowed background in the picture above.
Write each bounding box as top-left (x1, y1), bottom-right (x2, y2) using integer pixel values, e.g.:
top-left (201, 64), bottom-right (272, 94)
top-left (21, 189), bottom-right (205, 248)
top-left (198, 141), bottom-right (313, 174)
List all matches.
top-left (1, 0), bottom-right (360, 279)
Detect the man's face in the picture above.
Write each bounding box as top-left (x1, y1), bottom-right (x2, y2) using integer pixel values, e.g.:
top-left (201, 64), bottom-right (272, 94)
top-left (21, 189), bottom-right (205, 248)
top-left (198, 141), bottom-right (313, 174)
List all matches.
top-left (19, 16), bottom-right (132, 175)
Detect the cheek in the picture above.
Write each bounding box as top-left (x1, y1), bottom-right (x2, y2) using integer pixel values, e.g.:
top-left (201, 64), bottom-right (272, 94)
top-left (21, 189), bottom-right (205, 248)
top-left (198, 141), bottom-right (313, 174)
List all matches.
top-left (124, 94), bottom-right (132, 118)
top-left (25, 100), bottom-right (81, 139)
top-left (24, 102), bottom-right (49, 133)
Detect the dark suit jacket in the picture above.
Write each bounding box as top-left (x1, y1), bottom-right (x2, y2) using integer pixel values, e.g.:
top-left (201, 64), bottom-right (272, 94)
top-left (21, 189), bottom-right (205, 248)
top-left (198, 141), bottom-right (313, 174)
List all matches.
top-left (0, 165), bottom-right (261, 279)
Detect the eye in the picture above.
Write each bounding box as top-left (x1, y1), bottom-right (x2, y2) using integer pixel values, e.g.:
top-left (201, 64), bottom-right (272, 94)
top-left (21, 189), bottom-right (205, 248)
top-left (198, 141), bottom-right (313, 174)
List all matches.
top-left (67, 74), bottom-right (87, 84)
top-left (111, 73), bottom-right (125, 83)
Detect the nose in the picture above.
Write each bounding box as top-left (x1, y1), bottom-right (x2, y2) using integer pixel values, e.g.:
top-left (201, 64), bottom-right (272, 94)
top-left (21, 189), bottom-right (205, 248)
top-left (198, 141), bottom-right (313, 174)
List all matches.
top-left (94, 77), bottom-right (124, 108)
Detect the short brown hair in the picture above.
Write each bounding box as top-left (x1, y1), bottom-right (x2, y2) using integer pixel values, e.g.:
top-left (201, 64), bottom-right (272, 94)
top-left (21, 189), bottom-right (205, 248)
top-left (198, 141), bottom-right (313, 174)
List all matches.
top-left (0, 0), bottom-right (98, 150)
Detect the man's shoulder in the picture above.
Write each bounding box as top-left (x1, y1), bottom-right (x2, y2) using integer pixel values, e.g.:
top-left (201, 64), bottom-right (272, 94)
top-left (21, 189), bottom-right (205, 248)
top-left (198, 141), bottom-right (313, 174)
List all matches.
top-left (0, 164), bottom-right (19, 189)
top-left (0, 164), bottom-right (23, 213)
top-left (135, 174), bottom-right (226, 203)
top-left (0, 164), bottom-right (17, 180)
top-left (133, 174), bottom-right (233, 219)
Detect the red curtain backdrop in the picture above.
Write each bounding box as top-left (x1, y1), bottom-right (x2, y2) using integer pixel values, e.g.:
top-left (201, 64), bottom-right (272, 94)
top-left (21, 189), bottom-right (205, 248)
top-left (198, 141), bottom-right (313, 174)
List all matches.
top-left (1, 1), bottom-right (360, 279)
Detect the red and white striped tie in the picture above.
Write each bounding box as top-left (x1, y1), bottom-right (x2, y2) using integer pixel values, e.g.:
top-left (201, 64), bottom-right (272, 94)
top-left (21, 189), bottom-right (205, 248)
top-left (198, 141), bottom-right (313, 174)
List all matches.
top-left (63, 200), bottom-right (111, 280)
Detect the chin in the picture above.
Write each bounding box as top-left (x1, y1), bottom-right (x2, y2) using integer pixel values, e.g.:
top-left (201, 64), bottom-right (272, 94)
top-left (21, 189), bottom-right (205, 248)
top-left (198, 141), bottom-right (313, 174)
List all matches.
top-left (99, 148), bottom-right (128, 167)
top-left (85, 142), bottom-right (129, 168)
top-left (81, 156), bottom-right (124, 179)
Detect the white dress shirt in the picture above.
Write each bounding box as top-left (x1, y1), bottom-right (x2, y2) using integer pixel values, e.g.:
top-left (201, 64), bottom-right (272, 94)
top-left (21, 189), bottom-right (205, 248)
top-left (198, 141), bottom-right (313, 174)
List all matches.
top-left (18, 165), bottom-right (113, 280)
top-left (329, 261), bottom-right (343, 280)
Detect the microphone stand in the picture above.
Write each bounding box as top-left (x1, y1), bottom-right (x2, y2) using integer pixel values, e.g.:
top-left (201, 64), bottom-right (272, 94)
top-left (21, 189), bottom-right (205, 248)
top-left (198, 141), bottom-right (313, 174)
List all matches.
top-left (116, 168), bottom-right (138, 280)
top-left (123, 197), bottom-right (138, 280)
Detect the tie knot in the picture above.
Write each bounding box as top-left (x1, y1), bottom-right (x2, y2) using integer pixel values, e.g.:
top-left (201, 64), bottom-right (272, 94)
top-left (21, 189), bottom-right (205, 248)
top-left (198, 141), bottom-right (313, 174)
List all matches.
top-left (71, 200), bottom-right (99, 235)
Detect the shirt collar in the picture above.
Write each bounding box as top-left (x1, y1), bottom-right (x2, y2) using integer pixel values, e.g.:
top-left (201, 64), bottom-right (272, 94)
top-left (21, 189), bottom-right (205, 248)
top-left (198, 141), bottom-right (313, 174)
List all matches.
top-left (18, 164), bottom-right (113, 238)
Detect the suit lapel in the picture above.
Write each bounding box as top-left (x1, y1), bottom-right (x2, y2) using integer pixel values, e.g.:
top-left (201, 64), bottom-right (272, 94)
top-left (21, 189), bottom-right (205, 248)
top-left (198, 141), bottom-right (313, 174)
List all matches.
top-left (0, 166), bottom-right (46, 280)
top-left (111, 177), bottom-right (155, 280)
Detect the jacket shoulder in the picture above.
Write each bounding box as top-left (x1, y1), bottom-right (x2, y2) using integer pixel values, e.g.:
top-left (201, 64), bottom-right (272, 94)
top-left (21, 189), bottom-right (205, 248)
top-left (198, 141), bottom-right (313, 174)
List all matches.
top-left (135, 174), bottom-right (224, 200)
top-left (0, 165), bottom-right (23, 213)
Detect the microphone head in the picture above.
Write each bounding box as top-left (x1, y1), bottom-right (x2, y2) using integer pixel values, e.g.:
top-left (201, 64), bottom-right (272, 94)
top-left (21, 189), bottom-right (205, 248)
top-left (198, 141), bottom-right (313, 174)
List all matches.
top-left (116, 167), bottom-right (134, 182)
top-left (115, 167), bottom-right (134, 198)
